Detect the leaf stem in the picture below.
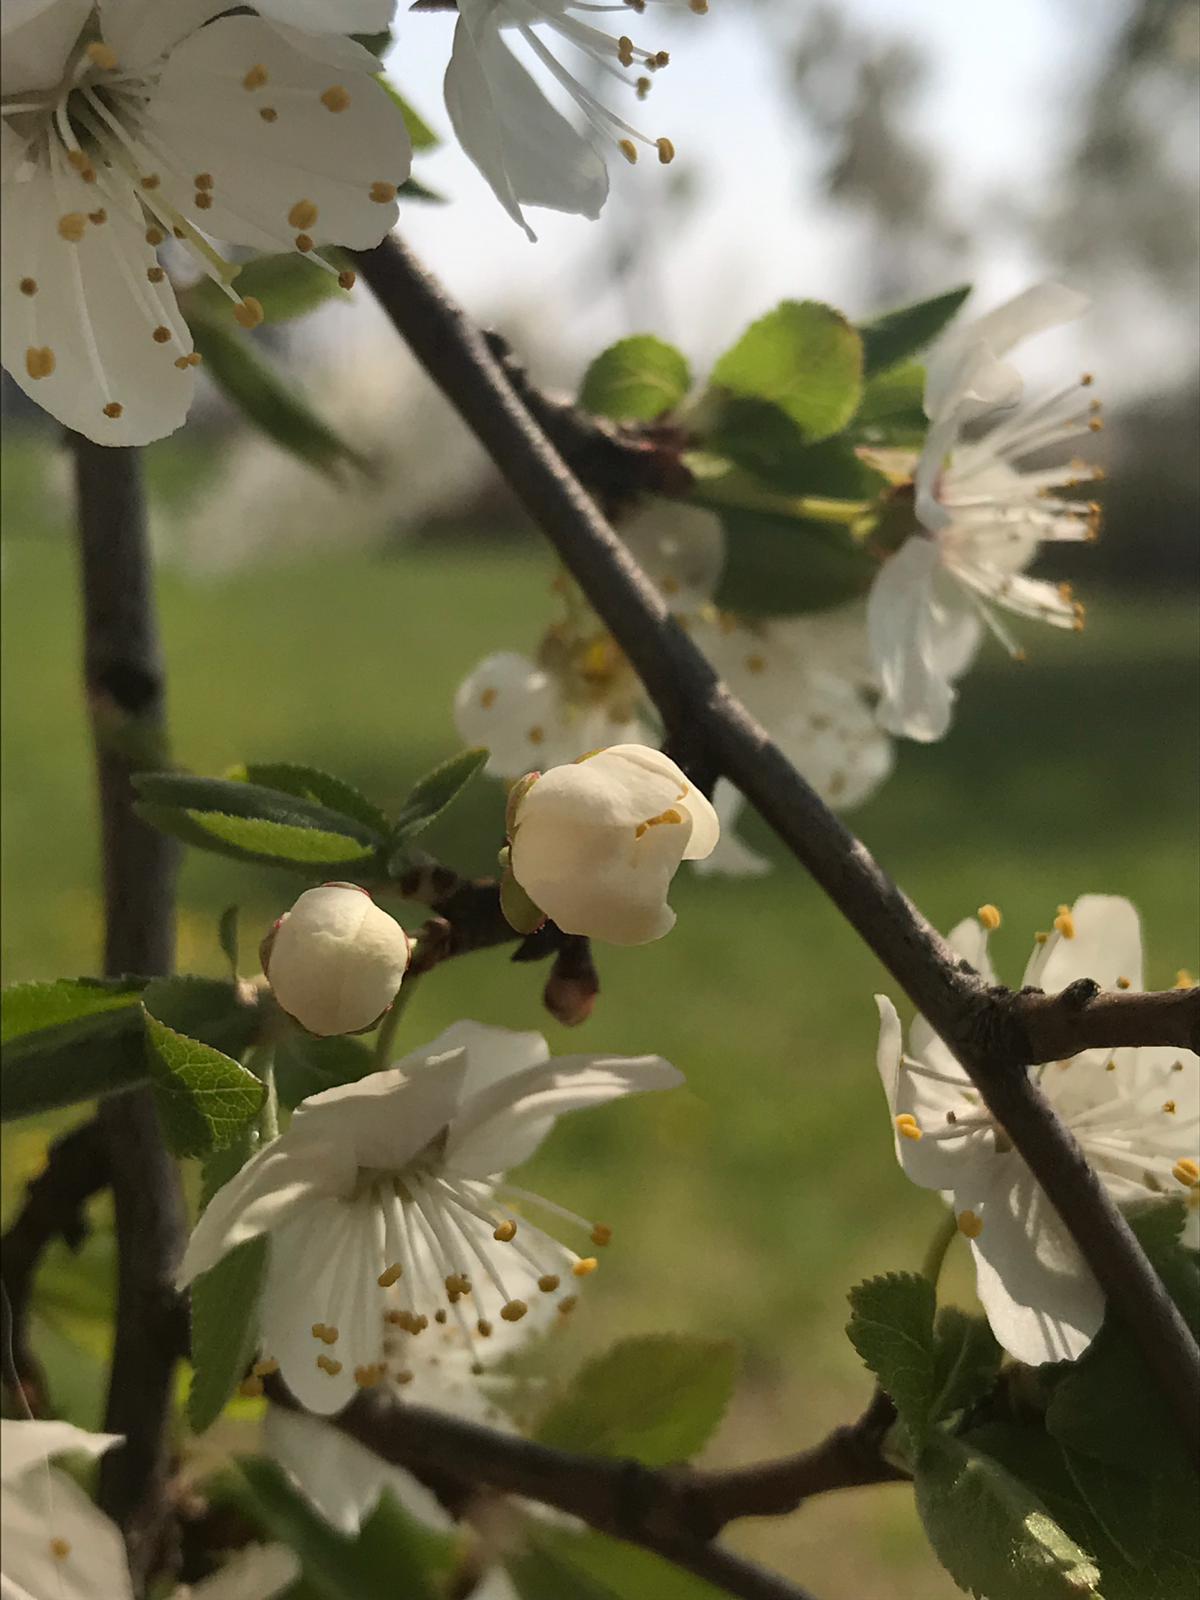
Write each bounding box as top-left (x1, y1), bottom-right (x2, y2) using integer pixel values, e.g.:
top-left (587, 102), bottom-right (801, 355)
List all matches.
top-left (374, 971), bottom-right (420, 1067)
top-left (921, 1208), bottom-right (960, 1289)
top-left (250, 1045), bottom-right (279, 1142)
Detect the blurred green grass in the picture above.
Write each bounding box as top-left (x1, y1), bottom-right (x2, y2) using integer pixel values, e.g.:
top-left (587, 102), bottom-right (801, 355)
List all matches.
top-left (2, 440), bottom-right (1197, 1598)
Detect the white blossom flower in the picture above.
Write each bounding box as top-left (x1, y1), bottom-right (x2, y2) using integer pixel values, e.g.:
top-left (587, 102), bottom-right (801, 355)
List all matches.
top-left (508, 745), bottom-right (719, 944)
top-left (868, 283), bottom-right (1102, 742)
top-left (875, 895), bottom-right (1200, 1364)
top-left (444, 0), bottom-right (706, 240)
top-left (264, 883), bottom-right (411, 1038)
top-left (0, 1421), bottom-right (132, 1600)
top-left (178, 1020), bottom-right (681, 1414)
top-left (1, 0), bottom-right (411, 444)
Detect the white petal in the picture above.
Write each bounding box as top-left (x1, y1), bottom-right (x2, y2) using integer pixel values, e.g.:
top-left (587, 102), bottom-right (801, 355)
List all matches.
top-left (445, 1054), bottom-right (683, 1177)
top-left (619, 502), bottom-right (724, 612)
top-left (867, 537), bottom-right (982, 743)
top-left (445, 9), bottom-right (607, 241)
top-left (290, 1052), bottom-right (468, 1174)
top-left (1026, 895), bottom-right (1143, 995)
top-left (255, 0), bottom-right (397, 36)
top-left (264, 1408), bottom-right (402, 1535)
top-left (773, 671), bottom-right (895, 811)
top-left (146, 15), bottom-right (410, 255)
top-left (189, 1543), bottom-right (300, 1600)
top-left (874, 994), bottom-right (903, 1116)
top-left (1, 0), bottom-right (89, 94)
top-left (0, 1420), bottom-right (122, 1484)
top-left (924, 284), bottom-right (1089, 420)
top-left (98, 0), bottom-right (232, 71)
top-left (512, 816), bottom-right (681, 944)
top-left (404, 1020), bottom-right (550, 1103)
top-left (177, 1132), bottom-right (346, 1286)
top-left (268, 885), bottom-right (410, 1037)
top-left (454, 652), bottom-right (583, 777)
top-left (261, 1191), bottom-right (388, 1414)
top-left (2, 1466), bottom-right (133, 1600)
top-left (968, 1166), bottom-right (1104, 1364)
top-left (1, 160), bottom-right (196, 445)
top-left (691, 780), bottom-right (771, 879)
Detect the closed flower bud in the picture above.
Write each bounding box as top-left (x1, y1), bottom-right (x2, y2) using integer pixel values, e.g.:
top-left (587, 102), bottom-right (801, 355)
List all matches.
top-left (265, 884), bottom-right (411, 1037)
top-left (508, 745), bottom-right (719, 945)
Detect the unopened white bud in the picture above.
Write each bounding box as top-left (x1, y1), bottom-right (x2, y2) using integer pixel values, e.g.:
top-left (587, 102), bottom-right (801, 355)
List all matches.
top-left (265, 884), bottom-right (411, 1037)
top-left (508, 745), bottom-right (719, 946)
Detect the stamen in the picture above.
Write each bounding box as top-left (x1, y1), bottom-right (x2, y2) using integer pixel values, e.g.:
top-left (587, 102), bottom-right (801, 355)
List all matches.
top-left (957, 1210), bottom-right (984, 1238)
top-left (1173, 1159), bottom-right (1199, 1188)
top-left (1053, 906), bottom-right (1076, 939)
top-left (321, 86), bottom-right (351, 113)
top-left (895, 1112), bottom-right (922, 1141)
top-left (977, 904), bottom-right (1001, 931)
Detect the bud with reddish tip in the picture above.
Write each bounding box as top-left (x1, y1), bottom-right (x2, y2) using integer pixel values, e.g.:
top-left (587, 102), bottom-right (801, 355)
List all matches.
top-left (263, 883), bottom-right (411, 1038)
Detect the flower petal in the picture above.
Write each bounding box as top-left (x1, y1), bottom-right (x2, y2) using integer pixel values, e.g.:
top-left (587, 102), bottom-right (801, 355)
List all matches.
top-left (453, 651), bottom-right (616, 777)
top-left (289, 1051), bottom-right (469, 1174)
top-left (2, 1465), bottom-right (133, 1600)
top-left (1, 159), bottom-right (196, 445)
top-left (924, 284), bottom-right (1089, 420)
top-left (255, 0), bottom-right (397, 35)
top-left (263, 1407), bottom-right (432, 1536)
top-left (0, 1420), bottom-right (122, 1484)
top-left (691, 780), bottom-right (771, 879)
top-left (404, 1020), bottom-right (550, 1103)
top-left (445, 1053), bottom-right (683, 1177)
top-left (1, 0), bottom-right (90, 95)
top-left (191, 1543), bottom-right (300, 1600)
top-left (1024, 895), bottom-right (1143, 995)
top-left (968, 1166), bottom-right (1104, 1364)
top-left (146, 14), bottom-right (410, 255)
top-left (867, 537), bottom-right (982, 742)
top-left (446, 7), bottom-right (607, 241)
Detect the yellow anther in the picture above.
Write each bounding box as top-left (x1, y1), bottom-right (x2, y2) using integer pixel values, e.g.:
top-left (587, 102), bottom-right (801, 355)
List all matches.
top-left (378, 1263), bottom-right (403, 1288)
top-left (1053, 908), bottom-right (1076, 939)
top-left (252, 1357), bottom-right (279, 1376)
top-left (243, 64), bottom-right (268, 89)
top-left (25, 347), bottom-right (55, 379)
top-left (1173, 1159), bottom-right (1199, 1188)
top-left (1176, 969), bottom-right (1196, 989)
top-left (316, 1354), bottom-right (343, 1375)
top-left (537, 1274), bottom-right (560, 1293)
top-left (689, 0), bottom-right (708, 11)
top-left (617, 34), bottom-right (635, 66)
top-left (1088, 417), bottom-right (1104, 433)
top-left (139, 173), bottom-right (160, 190)
top-left (1116, 975), bottom-right (1131, 989)
top-left (145, 226), bottom-right (165, 245)
top-left (238, 1375), bottom-right (264, 1397)
top-left (591, 1223), bottom-right (613, 1247)
top-left (19, 277), bottom-right (37, 295)
top-left (744, 653), bottom-right (766, 675)
top-left (102, 402), bottom-right (123, 419)
top-left (369, 181), bottom-right (398, 203)
top-left (894, 1113), bottom-right (922, 1142)
top-left (338, 269), bottom-right (356, 290)
top-left (86, 41), bottom-right (119, 69)
top-left (259, 106), bottom-right (278, 122)
top-left (147, 265), bottom-right (165, 283)
top-left (476, 1319), bottom-right (493, 1337)
top-left (394, 1369), bottom-right (414, 1384)
top-left (634, 807), bottom-right (684, 839)
top-left (656, 137), bottom-right (676, 164)
top-left (493, 1220), bottom-right (517, 1242)
top-left (500, 1299), bottom-right (528, 1322)
top-left (1058, 582), bottom-right (1073, 601)
top-left (1163, 1101), bottom-right (1177, 1115)
top-left (445, 1273), bottom-right (471, 1297)
top-left (557, 1295), bottom-right (578, 1315)
top-left (527, 725), bottom-right (545, 745)
top-left (434, 1309), bottom-right (448, 1324)
top-left (66, 149), bottom-right (89, 172)
top-left (295, 233), bottom-right (314, 252)
top-left (637, 76), bottom-right (652, 99)
top-left (288, 199), bottom-right (318, 230)
top-left (152, 325), bottom-right (172, 344)
top-left (234, 297), bottom-right (265, 329)
top-left (49, 1538), bottom-right (71, 1560)
top-left (194, 191), bottom-right (213, 210)
top-left (58, 212), bottom-right (87, 242)
top-left (321, 85), bottom-right (351, 112)
top-left (572, 1257), bottom-right (599, 1278)
top-left (1080, 372), bottom-right (1094, 386)
top-left (195, 172), bottom-right (214, 190)
top-left (957, 1210), bottom-right (984, 1239)
top-left (619, 139), bottom-right (638, 164)
top-left (88, 208), bottom-right (107, 225)
top-left (977, 904), bottom-right (1002, 931)
top-left (654, 50), bottom-right (671, 66)
top-left (354, 1364), bottom-right (385, 1388)
top-left (480, 687), bottom-right (498, 709)
top-left (1034, 931), bottom-right (1049, 945)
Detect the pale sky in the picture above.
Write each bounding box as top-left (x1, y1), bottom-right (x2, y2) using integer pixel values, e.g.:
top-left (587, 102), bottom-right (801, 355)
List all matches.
top-left (309, 1), bottom-right (1195, 407)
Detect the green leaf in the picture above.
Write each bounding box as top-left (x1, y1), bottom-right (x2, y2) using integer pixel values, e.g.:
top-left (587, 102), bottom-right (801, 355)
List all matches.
top-left (135, 772), bottom-right (383, 872)
top-left (228, 1458), bottom-right (443, 1600)
top-left (143, 1011), bottom-right (264, 1157)
top-left (859, 285), bottom-right (971, 377)
top-left (143, 975), bottom-right (260, 1060)
top-left (705, 403), bottom-right (887, 499)
top-left (1, 977), bottom-right (144, 1047)
top-left (398, 173), bottom-right (444, 204)
top-left (851, 360), bottom-right (928, 445)
top-left (2, 998), bottom-right (148, 1120)
top-left (846, 1273), bottom-right (936, 1438)
top-left (233, 762), bottom-right (391, 836)
top-left (274, 1032), bottom-right (375, 1109)
top-left (712, 507), bottom-right (874, 617)
top-left (533, 1334), bottom-right (736, 1465)
top-left (188, 316), bottom-right (369, 480)
top-left (181, 251), bottom-right (350, 326)
top-left (710, 300), bottom-right (863, 443)
top-left (929, 1307), bottom-right (1002, 1424)
top-left (579, 336), bottom-right (691, 422)
top-left (376, 79), bottom-right (440, 149)
top-left (510, 1523), bottom-right (728, 1600)
top-left (218, 906), bottom-right (239, 976)
top-left (388, 748), bottom-right (488, 851)
top-left (914, 1431), bottom-right (1103, 1600)
top-left (188, 1130), bottom-right (267, 1433)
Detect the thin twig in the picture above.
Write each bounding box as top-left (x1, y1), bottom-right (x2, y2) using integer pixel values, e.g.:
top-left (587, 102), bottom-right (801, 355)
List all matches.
top-left (355, 234), bottom-right (1200, 1456)
top-left (73, 436), bottom-right (187, 1592)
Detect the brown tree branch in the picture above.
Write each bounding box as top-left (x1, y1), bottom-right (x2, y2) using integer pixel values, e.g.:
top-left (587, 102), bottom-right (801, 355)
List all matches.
top-left (354, 234), bottom-right (1200, 1457)
top-left (73, 437), bottom-right (188, 1592)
